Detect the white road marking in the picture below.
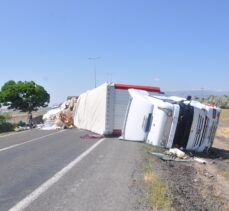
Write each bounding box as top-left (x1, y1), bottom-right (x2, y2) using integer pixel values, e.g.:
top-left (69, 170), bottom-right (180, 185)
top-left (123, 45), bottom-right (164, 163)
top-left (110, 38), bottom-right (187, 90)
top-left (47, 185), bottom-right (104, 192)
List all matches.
top-left (0, 130), bottom-right (65, 153)
top-left (9, 138), bottom-right (106, 211)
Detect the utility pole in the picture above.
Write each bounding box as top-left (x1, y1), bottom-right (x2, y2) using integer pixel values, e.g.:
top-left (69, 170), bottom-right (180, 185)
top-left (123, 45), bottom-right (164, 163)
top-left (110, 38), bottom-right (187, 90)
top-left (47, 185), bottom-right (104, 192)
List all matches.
top-left (88, 57), bottom-right (100, 88)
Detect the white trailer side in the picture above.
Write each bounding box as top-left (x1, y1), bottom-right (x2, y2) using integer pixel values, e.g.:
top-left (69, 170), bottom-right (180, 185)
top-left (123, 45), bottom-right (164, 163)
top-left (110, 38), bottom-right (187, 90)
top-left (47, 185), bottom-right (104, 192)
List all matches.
top-left (74, 83), bottom-right (161, 135)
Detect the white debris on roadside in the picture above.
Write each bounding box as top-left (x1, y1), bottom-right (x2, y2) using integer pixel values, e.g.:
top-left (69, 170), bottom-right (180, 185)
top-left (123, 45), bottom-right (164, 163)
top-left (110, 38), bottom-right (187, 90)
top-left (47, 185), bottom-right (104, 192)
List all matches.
top-left (14, 126), bottom-right (31, 132)
top-left (167, 148), bottom-right (187, 159)
top-left (39, 98), bottom-right (76, 130)
top-left (152, 148), bottom-right (207, 164)
top-left (193, 157), bottom-right (207, 164)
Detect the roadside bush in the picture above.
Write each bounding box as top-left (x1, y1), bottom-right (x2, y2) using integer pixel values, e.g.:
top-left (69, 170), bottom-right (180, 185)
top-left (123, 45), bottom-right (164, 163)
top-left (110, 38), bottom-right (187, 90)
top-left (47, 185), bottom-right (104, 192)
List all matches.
top-left (0, 121), bottom-right (14, 133)
top-left (2, 113), bottom-right (11, 121)
top-left (17, 120), bottom-right (26, 127)
top-left (0, 115), bottom-right (6, 123)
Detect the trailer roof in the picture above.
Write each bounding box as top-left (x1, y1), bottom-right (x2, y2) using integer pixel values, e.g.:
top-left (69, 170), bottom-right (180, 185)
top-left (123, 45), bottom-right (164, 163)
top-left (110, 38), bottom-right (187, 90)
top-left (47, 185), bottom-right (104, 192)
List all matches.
top-left (114, 83), bottom-right (161, 92)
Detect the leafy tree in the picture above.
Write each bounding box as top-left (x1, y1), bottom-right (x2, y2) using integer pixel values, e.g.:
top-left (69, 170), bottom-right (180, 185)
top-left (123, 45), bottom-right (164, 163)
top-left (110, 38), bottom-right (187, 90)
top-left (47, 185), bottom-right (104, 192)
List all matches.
top-left (0, 80), bottom-right (50, 112)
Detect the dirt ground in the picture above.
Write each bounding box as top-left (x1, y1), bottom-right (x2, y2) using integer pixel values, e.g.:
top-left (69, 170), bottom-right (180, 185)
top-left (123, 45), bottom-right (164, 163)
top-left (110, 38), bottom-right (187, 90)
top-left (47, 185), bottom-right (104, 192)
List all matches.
top-left (148, 114), bottom-right (229, 211)
top-left (8, 112), bottom-right (45, 124)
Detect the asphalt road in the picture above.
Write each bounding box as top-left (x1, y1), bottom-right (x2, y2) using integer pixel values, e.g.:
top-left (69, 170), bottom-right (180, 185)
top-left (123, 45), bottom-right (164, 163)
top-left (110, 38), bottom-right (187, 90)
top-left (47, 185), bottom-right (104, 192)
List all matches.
top-left (0, 129), bottom-right (145, 211)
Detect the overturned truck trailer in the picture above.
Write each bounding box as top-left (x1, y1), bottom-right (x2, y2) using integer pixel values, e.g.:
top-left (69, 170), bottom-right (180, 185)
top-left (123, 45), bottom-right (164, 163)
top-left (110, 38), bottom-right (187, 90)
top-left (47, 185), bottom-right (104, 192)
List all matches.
top-left (74, 83), bottom-right (161, 135)
top-left (122, 90), bottom-right (220, 152)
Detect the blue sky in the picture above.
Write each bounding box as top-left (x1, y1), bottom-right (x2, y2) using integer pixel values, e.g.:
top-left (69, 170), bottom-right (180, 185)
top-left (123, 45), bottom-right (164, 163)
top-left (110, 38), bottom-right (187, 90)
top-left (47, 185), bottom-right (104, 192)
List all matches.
top-left (0, 0), bottom-right (228, 104)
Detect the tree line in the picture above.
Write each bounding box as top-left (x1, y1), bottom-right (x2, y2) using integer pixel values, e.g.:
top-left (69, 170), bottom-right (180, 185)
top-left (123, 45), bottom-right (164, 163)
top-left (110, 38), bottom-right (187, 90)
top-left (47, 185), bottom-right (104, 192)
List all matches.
top-left (193, 95), bottom-right (229, 109)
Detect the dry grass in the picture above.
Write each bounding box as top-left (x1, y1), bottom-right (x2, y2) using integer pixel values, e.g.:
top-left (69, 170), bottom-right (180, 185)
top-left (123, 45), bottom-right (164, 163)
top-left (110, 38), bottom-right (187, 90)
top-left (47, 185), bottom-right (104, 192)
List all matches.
top-left (144, 146), bottom-right (172, 211)
top-left (10, 111), bottom-right (45, 118)
top-left (221, 171), bottom-right (229, 179)
top-left (144, 171), bottom-right (171, 211)
top-left (217, 127), bottom-right (229, 138)
top-left (217, 109), bottom-right (229, 138)
top-left (217, 162), bottom-right (229, 180)
top-left (220, 109), bottom-right (229, 122)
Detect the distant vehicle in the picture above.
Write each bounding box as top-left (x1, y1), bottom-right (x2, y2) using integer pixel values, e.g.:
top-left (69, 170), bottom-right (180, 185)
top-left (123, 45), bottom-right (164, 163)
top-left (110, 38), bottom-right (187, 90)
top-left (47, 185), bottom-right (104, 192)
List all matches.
top-left (122, 89), bottom-right (220, 152)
